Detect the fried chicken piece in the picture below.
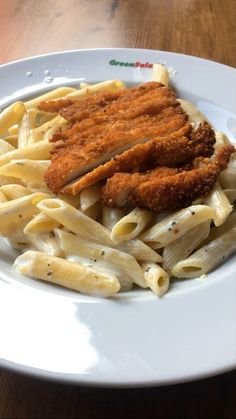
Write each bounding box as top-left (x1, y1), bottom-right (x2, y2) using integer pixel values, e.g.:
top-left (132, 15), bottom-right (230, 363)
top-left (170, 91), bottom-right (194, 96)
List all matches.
top-left (38, 82), bottom-right (166, 116)
top-left (99, 166), bottom-right (186, 207)
top-left (63, 122), bottom-right (214, 195)
top-left (102, 145), bottom-right (235, 212)
top-left (43, 82), bottom-right (191, 194)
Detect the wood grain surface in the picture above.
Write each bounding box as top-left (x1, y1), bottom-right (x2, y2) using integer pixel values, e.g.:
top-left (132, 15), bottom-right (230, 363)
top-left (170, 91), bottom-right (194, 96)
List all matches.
top-left (0, 0), bottom-right (236, 418)
top-left (1, 0), bottom-right (236, 66)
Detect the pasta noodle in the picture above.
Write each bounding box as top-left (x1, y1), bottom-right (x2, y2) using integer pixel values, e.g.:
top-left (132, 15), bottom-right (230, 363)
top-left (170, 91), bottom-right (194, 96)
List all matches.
top-left (204, 183), bottom-right (232, 226)
top-left (0, 138), bottom-right (15, 155)
top-left (0, 159), bottom-right (50, 184)
top-left (55, 228), bottom-right (146, 288)
top-left (102, 207), bottom-right (127, 230)
top-left (0, 189), bottom-right (7, 203)
top-left (0, 184), bottom-right (31, 200)
top-left (0, 192), bottom-right (49, 236)
top-left (111, 208), bottom-right (154, 243)
top-left (142, 262), bottom-right (169, 296)
top-left (0, 102), bottom-right (25, 136)
top-left (37, 198), bottom-right (114, 246)
top-left (0, 139), bottom-right (52, 167)
top-left (28, 232), bottom-right (62, 257)
top-left (152, 63), bottom-right (169, 86)
top-left (13, 250), bottom-right (120, 297)
top-left (162, 220), bottom-right (211, 274)
top-left (18, 109), bottom-right (37, 148)
top-left (29, 115), bottom-right (67, 144)
top-left (79, 185), bottom-right (101, 219)
top-left (24, 87), bottom-right (76, 109)
top-left (172, 227), bottom-right (236, 278)
top-left (24, 212), bottom-right (60, 235)
top-left (140, 205), bottom-right (216, 248)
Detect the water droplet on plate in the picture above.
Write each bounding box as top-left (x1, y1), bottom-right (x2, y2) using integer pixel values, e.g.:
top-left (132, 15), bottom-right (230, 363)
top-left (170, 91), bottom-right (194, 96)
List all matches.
top-left (44, 69), bottom-right (51, 75)
top-left (59, 64), bottom-right (63, 68)
top-left (26, 71), bottom-right (33, 77)
top-left (44, 76), bottom-right (54, 83)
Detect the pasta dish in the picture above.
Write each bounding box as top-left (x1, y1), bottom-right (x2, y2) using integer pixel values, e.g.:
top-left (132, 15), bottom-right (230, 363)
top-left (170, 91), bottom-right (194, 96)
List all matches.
top-left (0, 64), bottom-right (235, 297)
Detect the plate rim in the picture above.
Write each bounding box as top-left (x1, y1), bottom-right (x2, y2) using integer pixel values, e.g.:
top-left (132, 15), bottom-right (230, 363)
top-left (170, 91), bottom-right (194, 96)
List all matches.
top-left (1, 47), bottom-right (235, 71)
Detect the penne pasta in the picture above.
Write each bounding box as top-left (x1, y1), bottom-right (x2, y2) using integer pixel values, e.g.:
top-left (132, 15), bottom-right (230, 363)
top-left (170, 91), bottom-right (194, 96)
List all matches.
top-left (28, 232), bottom-right (62, 257)
top-left (0, 189), bottom-right (7, 203)
top-left (0, 192), bottom-right (49, 236)
top-left (142, 262), bottom-right (169, 296)
top-left (102, 207), bottom-right (127, 230)
top-left (0, 139), bottom-right (52, 167)
top-left (141, 205), bottom-right (216, 248)
top-left (111, 208), bottom-right (154, 243)
top-left (0, 159), bottom-right (50, 184)
top-left (172, 227), bottom-right (236, 278)
top-left (66, 80), bottom-right (125, 99)
top-left (36, 198), bottom-right (114, 246)
top-left (204, 183), bottom-right (232, 226)
top-left (202, 210), bottom-right (236, 244)
top-left (79, 185), bottom-right (101, 219)
top-left (29, 115), bottom-right (67, 144)
top-left (13, 250), bottom-right (121, 297)
top-left (18, 109), bottom-right (37, 148)
top-left (24, 211), bottom-right (60, 235)
top-left (0, 184), bottom-right (31, 200)
top-left (0, 138), bottom-right (15, 155)
top-left (79, 186), bottom-right (101, 212)
top-left (152, 64), bottom-right (169, 86)
top-left (0, 174), bottom-right (22, 187)
top-left (178, 99), bottom-right (208, 129)
top-left (35, 110), bottom-right (57, 126)
top-left (3, 134), bottom-right (18, 148)
top-left (162, 220), bottom-right (211, 274)
top-left (0, 102), bottom-right (25, 136)
top-left (218, 158), bottom-right (236, 189)
top-left (24, 87), bottom-right (76, 109)
top-left (8, 124), bottom-right (18, 136)
top-left (55, 229), bottom-right (146, 288)
top-left (119, 239), bottom-right (163, 263)
top-left (6, 220), bottom-right (32, 249)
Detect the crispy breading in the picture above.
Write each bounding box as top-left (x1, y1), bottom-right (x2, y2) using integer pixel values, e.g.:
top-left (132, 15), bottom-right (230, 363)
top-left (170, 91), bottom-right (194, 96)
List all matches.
top-left (102, 145), bottom-right (235, 212)
top-left (98, 166), bottom-right (185, 207)
top-left (63, 122), bottom-right (214, 195)
top-left (42, 82), bottom-right (191, 193)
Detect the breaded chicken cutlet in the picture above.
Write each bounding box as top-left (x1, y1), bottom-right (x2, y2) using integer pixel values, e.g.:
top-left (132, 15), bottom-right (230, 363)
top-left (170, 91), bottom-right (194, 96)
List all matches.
top-left (37, 80), bottom-right (235, 213)
top-left (102, 145), bottom-right (235, 211)
top-left (39, 82), bottom-right (192, 194)
top-left (63, 122), bottom-right (215, 194)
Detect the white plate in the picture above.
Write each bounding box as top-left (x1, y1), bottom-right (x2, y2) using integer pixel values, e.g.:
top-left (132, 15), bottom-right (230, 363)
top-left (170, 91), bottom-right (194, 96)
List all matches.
top-left (0, 49), bottom-right (235, 387)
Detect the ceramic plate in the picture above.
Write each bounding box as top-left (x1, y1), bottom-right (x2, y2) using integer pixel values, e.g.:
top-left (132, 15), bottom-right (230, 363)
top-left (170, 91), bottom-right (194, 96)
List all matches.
top-left (0, 49), bottom-right (235, 386)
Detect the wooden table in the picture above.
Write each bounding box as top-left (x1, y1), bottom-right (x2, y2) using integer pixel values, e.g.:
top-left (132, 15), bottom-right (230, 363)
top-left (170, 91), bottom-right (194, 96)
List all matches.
top-left (0, 0), bottom-right (235, 417)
